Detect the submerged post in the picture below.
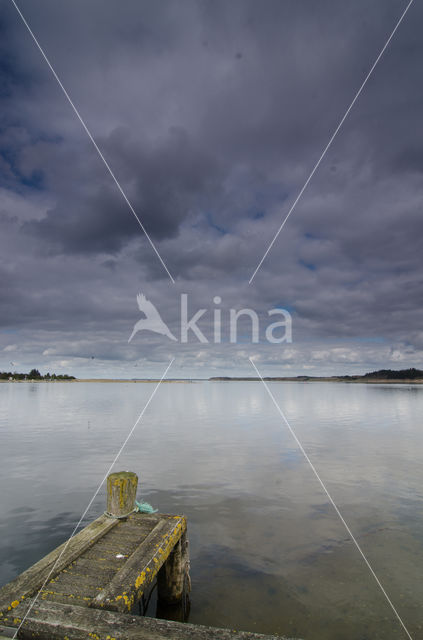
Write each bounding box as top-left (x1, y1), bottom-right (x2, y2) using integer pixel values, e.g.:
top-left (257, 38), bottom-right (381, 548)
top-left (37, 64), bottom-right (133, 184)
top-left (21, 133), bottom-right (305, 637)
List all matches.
top-left (106, 471), bottom-right (138, 518)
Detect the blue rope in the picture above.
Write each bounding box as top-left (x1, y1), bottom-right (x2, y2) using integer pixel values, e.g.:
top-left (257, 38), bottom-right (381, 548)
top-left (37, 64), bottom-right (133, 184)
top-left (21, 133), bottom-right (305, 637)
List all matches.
top-left (135, 499), bottom-right (158, 514)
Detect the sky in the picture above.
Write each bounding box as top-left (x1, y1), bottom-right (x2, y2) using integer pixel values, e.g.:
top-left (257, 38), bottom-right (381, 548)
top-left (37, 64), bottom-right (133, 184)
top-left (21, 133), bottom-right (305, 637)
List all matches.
top-left (1, 0), bottom-right (422, 379)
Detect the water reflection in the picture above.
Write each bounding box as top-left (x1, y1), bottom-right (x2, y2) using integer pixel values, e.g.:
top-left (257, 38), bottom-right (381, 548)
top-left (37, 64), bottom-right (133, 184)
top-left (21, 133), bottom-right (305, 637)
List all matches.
top-left (0, 381), bottom-right (422, 638)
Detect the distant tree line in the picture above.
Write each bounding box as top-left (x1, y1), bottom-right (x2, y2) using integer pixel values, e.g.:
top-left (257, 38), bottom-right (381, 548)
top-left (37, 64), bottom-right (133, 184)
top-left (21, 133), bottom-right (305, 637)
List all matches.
top-left (362, 368), bottom-right (423, 379)
top-left (342, 368), bottom-right (423, 380)
top-left (0, 368), bottom-right (75, 381)
top-left (210, 368), bottom-right (423, 381)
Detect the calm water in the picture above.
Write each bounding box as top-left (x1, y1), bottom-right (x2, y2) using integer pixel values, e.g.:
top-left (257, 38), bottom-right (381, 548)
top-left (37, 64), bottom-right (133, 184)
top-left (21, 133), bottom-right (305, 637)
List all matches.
top-left (0, 381), bottom-right (422, 639)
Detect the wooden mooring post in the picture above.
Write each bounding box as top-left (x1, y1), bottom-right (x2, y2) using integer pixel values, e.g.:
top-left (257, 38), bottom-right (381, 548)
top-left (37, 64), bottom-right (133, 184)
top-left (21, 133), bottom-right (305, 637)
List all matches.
top-left (0, 471), bottom-right (287, 640)
top-left (106, 470), bottom-right (139, 518)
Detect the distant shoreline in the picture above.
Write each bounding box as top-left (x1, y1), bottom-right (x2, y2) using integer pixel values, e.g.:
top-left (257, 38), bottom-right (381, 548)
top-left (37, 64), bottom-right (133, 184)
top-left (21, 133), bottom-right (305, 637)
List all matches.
top-left (3, 367), bottom-right (423, 384)
top-left (208, 377), bottom-right (423, 384)
top-left (0, 378), bottom-right (192, 383)
top-left (77, 379), bottom-right (192, 383)
top-left (2, 377), bottom-right (423, 384)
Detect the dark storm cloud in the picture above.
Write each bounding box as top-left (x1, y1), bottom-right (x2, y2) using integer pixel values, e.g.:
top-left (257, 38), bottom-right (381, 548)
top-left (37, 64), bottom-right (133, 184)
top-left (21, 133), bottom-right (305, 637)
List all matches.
top-left (101, 124), bottom-right (222, 239)
top-left (3, 0), bottom-right (412, 248)
top-left (21, 124), bottom-right (223, 253)
top-left (1, 0), bottom-right (422, 375)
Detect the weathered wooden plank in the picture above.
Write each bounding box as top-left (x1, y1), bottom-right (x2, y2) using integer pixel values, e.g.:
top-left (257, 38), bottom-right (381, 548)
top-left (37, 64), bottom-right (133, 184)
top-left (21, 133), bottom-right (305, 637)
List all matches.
top-left (47, 570), bottom-right (114, 595)
top-left (125, 513), bottom-right (161, 528)
top-left (39, 591), bottom-right (93, 607)
top-left (0, 515), bottom-right (118, 618)
top-left (63, 556), bottom-right (118, 578)
top-left (19, 600), bottom-right (289, 640)
top-left (102, 514), bottom-right (158, 537)
top-left (92, 516), bottom-right (186, 612)
top-left (41, 575), bottom-right (104, 601)
top-left (80, 540), bottom-right (137, 558)
top-left (0, 599), bottom-right (28, 629)
top-left (60, 556), bottom-right (119, 574)
top-left (95, 531), bottom-right (151, 547)
top-left (76, 516), bottom-right (157, 560)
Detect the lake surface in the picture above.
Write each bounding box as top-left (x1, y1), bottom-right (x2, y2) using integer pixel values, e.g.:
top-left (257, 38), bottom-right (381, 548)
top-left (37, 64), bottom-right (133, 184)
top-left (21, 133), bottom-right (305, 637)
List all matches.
top-left (0, 381), bottom-right (422, 639)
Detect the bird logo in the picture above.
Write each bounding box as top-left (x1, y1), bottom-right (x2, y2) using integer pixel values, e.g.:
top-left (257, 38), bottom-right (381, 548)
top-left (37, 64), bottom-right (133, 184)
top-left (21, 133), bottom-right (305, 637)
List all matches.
top-left (128, 293), bottom-right (177, 343)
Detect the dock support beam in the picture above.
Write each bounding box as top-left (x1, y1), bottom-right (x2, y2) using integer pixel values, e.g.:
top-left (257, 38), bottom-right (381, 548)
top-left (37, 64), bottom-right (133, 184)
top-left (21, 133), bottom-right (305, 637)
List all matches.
top-left (158, 531), bottom-right (190, 605)
top-left (106, 471), bottom-right (138, 518)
